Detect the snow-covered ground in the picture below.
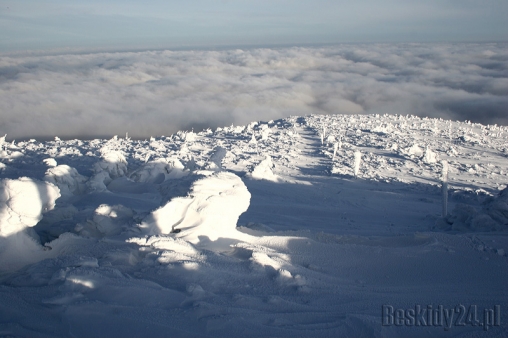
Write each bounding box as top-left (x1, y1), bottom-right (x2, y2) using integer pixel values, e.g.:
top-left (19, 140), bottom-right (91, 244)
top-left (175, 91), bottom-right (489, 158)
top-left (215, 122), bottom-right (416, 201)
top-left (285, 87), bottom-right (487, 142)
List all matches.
top-left (0, 114), bottom-right (507, 337)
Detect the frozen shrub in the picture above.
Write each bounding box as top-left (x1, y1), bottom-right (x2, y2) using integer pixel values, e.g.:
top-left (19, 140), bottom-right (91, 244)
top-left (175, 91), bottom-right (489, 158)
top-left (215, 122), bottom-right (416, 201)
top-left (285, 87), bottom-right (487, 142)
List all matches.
top-left (249, 156), bottom-right (278, 182)
top-left (94, 150), bottom-right (128, 179)
top-left (44, 165), bottom-right (87, 196)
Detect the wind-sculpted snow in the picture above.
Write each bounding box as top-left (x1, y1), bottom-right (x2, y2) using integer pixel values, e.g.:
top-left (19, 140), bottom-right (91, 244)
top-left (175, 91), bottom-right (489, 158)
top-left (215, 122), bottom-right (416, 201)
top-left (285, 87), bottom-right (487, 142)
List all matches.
top-left (1, 43), bottom-right (507, 140)
top-left (0, 177), bottom-right (60, 237)
top-left (44, 164), bottom-right (87, 196)
top-left (139, 171), bottom-right (251, 247)
top-left (0, 114), bottom-right (508, 336)
top-left (0, 178), bottom-right (60, 271)
top-left (129, 157), bottom-right (188, 184)
top-left (248, 156), bottom-right (279, 182)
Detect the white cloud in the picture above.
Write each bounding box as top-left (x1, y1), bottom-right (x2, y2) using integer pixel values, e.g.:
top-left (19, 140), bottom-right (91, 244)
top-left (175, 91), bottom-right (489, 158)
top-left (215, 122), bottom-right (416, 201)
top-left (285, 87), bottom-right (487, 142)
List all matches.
top-left (0, 43), bottom-right (507, 140)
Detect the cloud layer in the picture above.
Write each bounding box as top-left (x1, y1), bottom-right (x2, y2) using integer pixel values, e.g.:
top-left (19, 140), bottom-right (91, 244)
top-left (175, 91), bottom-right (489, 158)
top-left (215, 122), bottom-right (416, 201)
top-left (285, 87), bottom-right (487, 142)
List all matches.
top-left (1, 43), bottom-right (507, 140)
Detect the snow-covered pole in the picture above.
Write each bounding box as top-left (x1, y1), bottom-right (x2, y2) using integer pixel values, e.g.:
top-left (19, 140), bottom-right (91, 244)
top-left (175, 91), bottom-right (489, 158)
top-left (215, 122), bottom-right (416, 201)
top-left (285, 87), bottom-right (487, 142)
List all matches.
top-left (441, 160), bottom-right (449, 218)
top-left (354, 150), bottom-right (361, 178)
top-left (319, 124), bottom-right (327, 145)
top-left (333, 142), bottom-right (339, 161)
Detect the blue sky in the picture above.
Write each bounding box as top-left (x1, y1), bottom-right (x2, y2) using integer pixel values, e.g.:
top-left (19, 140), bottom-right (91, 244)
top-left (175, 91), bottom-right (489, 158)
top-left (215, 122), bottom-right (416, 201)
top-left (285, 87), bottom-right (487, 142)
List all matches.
top-left (1, 0), bottom-right (507, 52)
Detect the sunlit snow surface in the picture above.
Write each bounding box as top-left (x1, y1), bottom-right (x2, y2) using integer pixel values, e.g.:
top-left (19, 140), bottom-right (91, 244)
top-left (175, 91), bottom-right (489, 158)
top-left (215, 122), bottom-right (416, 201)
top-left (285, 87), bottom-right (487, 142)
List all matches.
top-left (0, 114), bottom-right (507, 337)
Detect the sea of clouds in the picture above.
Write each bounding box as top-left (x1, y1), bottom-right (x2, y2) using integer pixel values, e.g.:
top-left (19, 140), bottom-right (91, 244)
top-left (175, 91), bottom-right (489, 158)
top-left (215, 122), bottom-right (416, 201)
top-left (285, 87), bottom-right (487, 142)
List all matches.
top-left (1, 43), bottom-right (507, 140)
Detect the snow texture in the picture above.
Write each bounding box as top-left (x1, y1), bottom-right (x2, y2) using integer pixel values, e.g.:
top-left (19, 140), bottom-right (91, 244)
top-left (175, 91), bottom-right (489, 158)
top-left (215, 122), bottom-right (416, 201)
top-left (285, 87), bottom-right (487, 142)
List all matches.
top-left (0, 114), bottom-right (508, 337)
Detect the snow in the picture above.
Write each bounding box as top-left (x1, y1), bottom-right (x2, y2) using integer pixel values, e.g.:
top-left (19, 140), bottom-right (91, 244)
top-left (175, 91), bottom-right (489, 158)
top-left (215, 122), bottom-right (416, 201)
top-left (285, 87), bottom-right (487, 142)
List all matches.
top-left (44, 164), bottom-right (87, 196)
top-left (249, 156), bottom-right (279, 182)
top-left (0, 114), bottom-right (508, 337)
top-left (129, 157), bottom-right (188, 183)
top-left (0, 177), bottom-right (60, 236)
top-left (139, 171), bottom-right (251, 247)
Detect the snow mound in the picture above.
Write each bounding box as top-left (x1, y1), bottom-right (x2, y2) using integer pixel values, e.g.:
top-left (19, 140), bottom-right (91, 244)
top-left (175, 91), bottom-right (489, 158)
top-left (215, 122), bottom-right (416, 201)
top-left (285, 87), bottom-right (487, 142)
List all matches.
top-left (0, 177), bottom-right (60, 237)
top-left (402, 144), bottom-right (423, 158)
top-left (249, 156), bottom-right (279, 182)
top-left (174, 130), bottom-right (197, 142)
top-left (94, 150), bottom-right (128, 179)
top-left (371, 124), bottom-right (393, 135)
top-left (88, 150), bottom-right (129, 192)
top-left (44, 165), bottom-right (87, 196)
top-left (422, 147), bottom-right (438, 164)
top-left (87, 171), bottom-right (111, 192)
top-left (76, 204), bottom-right (134, 237)
top-left (129, 158), bottom-right (188, 184)
top-left (438, 188), bottom-right (508, 232)
top-left (485, 188), bottom-right (508, 226)
top-left (43, 158), bottom-right (58, 167)
top-left (140, 171), bottom-right (251, 245)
